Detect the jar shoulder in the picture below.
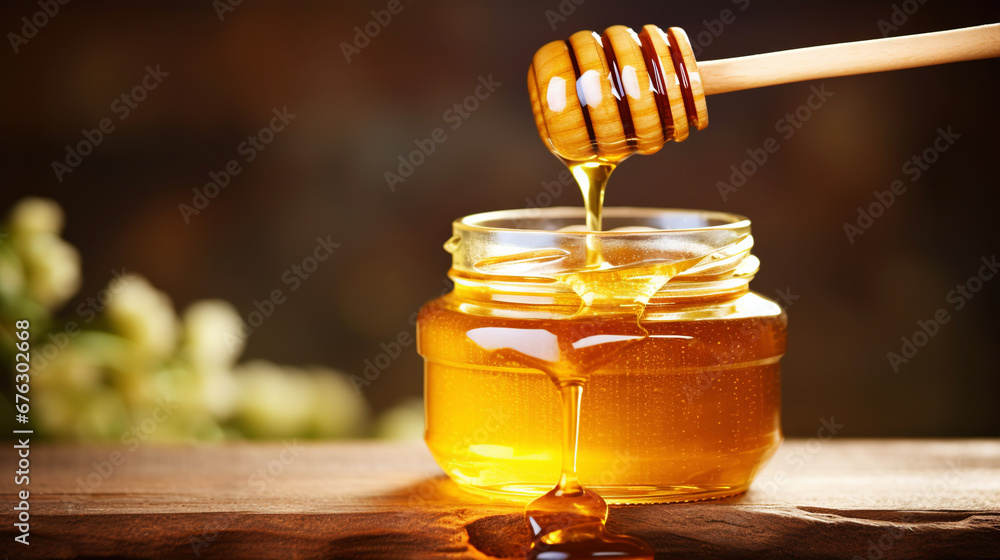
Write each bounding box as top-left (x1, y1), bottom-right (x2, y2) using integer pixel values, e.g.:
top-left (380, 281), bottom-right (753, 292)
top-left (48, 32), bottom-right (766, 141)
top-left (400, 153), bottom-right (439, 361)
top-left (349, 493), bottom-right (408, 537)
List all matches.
top-left (417, 290), bottom-right (787, 366)
top-left (419, 290), bottom-right (786, 324)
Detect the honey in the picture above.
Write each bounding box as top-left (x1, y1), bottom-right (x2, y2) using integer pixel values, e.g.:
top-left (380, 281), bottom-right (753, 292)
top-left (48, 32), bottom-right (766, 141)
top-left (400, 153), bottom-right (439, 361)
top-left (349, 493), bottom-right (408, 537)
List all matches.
top-left (421, 283), bottom-right (783, 500)
top-left (418, 24), bottom-right (781, 559)
top-left (418, 207), bottom-right (786, 557)
top-left (569, 161), bottom-right (615, 233)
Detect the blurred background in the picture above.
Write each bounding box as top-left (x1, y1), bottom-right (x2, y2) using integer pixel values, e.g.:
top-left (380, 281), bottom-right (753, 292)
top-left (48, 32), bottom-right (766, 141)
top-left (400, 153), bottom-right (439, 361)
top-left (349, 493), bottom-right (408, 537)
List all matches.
top-left (0, 0), bottom-right (998, 440)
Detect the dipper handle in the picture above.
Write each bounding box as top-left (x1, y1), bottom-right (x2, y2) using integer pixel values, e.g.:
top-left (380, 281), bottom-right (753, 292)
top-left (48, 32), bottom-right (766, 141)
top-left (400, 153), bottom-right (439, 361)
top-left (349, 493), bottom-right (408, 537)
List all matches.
top-left (700, 23), bottom-right (1000, 95)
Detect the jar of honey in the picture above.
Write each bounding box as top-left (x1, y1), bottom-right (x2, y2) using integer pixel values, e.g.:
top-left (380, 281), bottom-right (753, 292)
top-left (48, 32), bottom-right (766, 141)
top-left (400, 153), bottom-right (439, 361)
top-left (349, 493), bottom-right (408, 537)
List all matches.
top-left (417, 207), bottom-right (786, 503)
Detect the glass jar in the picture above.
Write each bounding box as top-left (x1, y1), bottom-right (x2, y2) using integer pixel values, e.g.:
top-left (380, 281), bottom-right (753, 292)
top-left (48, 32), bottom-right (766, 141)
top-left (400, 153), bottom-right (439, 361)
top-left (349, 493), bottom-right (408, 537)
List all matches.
top-left (417, 207), bottom-right (786, 503)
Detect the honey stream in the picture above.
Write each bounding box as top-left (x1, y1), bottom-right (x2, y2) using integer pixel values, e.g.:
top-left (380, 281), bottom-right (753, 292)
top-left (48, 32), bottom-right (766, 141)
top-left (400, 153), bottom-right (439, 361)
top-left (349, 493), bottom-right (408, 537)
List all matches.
top-left (523, 159), bottom-right (655, 559)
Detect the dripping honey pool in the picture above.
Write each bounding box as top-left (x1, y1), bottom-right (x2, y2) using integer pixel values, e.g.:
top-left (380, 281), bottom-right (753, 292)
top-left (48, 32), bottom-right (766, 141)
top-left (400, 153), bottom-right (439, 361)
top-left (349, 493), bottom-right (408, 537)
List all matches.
top-left (417, 207), bottom-right (786, 503)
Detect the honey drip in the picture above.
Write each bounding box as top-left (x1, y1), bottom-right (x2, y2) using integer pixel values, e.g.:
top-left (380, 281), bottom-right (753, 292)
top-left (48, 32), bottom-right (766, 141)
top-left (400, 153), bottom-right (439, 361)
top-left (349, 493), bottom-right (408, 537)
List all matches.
top-left (506, 24), bottom-right (708, 555)
top-left (568, 161), bottom-right (616, 233)
top-left (525, 380), bottom-right (652, 560)
top-left (569, 161), bottom-right (616, 269)
top-left (521, 153), bottom-right (654, 558)
top-left (466, 314), bottom-right (653, 559)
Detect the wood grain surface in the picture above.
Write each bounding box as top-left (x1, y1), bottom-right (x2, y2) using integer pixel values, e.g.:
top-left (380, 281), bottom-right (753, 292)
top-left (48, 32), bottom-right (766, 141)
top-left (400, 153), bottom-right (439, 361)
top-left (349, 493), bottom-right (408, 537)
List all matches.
top-left (2, 439), bottom-right (999, 559)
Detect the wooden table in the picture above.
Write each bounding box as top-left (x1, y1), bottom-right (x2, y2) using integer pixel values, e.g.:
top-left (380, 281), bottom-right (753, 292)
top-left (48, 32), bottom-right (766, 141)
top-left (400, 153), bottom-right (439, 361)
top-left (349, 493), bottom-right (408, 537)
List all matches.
top-left (2, 439), bottom-right (998, 559)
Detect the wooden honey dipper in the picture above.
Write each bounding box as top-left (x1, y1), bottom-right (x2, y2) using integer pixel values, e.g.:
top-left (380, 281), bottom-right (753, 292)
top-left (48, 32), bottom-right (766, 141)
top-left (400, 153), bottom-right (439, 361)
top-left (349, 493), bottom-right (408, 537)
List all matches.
top-left (529, 23), bottom-right (1000, 162)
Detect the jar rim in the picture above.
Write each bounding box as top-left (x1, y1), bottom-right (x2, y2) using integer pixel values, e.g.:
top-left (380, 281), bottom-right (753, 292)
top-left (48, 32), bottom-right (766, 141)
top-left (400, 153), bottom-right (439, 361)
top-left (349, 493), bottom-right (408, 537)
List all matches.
top-left (454, 207), bottom-right (751, 236)
top-left (446, 207), bottom-right (758, 304)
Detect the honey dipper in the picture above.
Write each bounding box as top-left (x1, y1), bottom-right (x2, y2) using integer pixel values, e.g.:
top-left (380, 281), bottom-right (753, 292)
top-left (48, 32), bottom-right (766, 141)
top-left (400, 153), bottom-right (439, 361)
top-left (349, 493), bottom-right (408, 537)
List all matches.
top-left (529, 23), bottom-right (1000, 161)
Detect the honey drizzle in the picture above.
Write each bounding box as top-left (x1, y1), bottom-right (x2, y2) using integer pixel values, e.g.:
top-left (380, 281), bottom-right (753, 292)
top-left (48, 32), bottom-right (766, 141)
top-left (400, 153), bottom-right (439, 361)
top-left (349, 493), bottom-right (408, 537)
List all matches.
top-left (525, 377), bottom-right (653, 560)
top-left (568, 162), bottom-right (616, 233)
top-left (521, 26), bottom-right (697, 559)
top-left (522, 158), bottom-right (653, 558)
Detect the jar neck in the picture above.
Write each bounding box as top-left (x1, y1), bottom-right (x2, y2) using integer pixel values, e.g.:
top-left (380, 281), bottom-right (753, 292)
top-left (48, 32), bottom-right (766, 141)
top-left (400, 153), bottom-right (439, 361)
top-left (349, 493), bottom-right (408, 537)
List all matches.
top-left (445, 208), bottom-right (760, 316)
